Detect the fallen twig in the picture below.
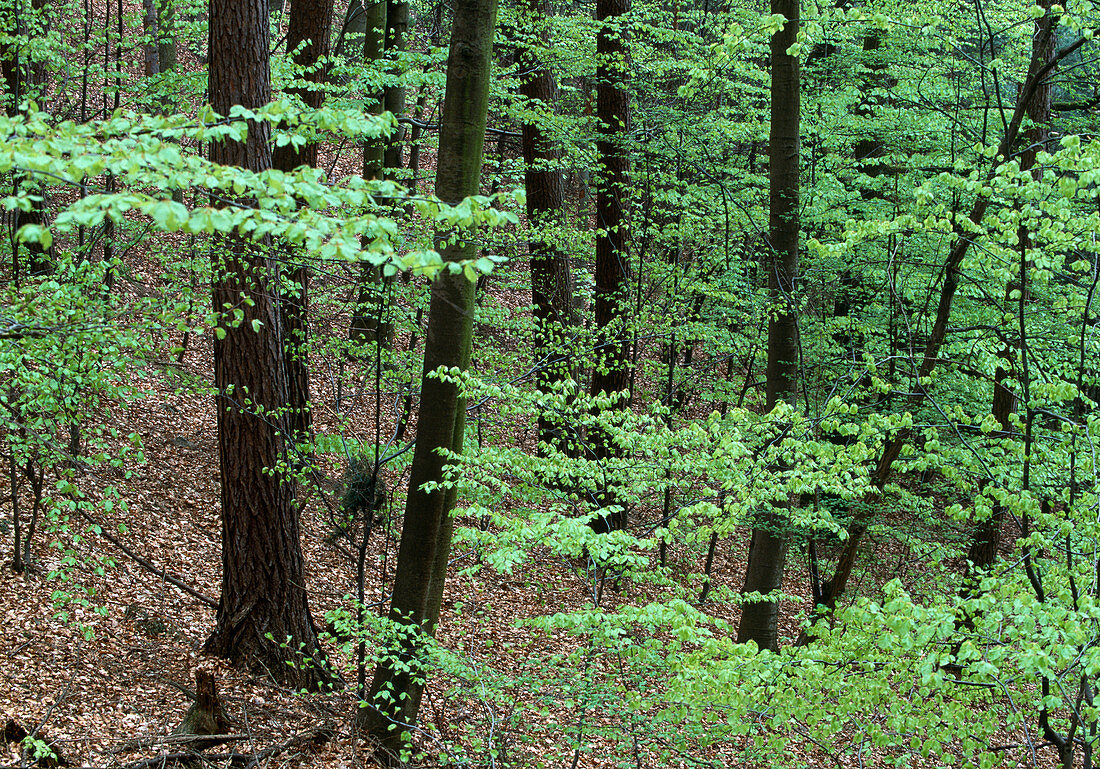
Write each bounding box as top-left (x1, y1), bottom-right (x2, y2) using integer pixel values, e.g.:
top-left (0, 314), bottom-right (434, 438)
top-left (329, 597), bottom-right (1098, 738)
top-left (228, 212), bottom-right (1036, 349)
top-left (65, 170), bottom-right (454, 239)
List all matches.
top-left (77, 509), bottom-right (218, 609)
top-left (108, 734), bottom-right (246, 755)
top-left (112, 723), bottom-right (334, 769)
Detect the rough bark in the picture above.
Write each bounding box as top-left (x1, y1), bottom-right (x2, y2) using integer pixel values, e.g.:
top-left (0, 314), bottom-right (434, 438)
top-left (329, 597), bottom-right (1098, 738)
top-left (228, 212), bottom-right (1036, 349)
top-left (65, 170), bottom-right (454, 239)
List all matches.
top-left (357, 0), bottom-right (497, 754)
top-left (588, 0), bottom-right (631, 533)
top-left (736, 0), bottom-right (799, 653)
top-left (272, 0), bottom-right (334, 455)
top-left (518, 0), bottom-right (576, 453)
top-left (203, 0), bottom-right (333, 690)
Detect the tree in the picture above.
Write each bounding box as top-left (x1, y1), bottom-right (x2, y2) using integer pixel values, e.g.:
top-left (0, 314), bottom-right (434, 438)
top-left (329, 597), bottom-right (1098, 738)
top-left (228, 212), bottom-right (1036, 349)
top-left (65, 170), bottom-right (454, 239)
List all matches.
top-left (381, 0), bottom-right (407, 174)
top-left (964, 0), bottom-right (1054, 578)
top-left (814, 8), bottom-right (1086, 620)
top-left (2, 0), bottom-right (54, 278)
top-left (736, 0), bottom-right (799, 652)
top-left (518, 0), bottom-right (576, 453)
top-left (356, 0), bottom-right (498, 753)
top-left (588, 0), bottom-right (631, 533)
top-left (348, 0), bottom-right (393, 347)
top-left (203, 0), bottom-right (334, 689)
top-left (272, 0), bottom-right (335, 453)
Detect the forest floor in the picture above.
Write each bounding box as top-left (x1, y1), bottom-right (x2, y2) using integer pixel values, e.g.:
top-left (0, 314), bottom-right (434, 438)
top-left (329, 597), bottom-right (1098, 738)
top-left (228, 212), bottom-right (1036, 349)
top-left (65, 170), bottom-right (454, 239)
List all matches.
top-left (0, 257), bottom-right (1049, 769)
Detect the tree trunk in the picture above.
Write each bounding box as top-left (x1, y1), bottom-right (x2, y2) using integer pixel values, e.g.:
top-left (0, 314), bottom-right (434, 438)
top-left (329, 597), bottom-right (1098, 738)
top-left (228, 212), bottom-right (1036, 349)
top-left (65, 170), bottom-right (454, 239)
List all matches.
top-left (158, 0), bottom-right (177, 76)
top-left (272, 0), bottom-right (334, 456)
top-left (736, 0), bottom-right (799, 652)
top-left (203, 0), bottom-right (333, 690)
top-left (965, 0), bottom-right (1054, 577)
top-left (587, 0), bottom-right (631, 533)
top-left (348, 1), bottom-right (393, 348)
top-left (518, 0), bottom-right (575, 454)
top-left (2, 0), bottom-right (54, 278)
top-left (814, 10), bottom-right (1075, 622)
top-left (357, 0), bottom-right (497, 755)
top-left (142, 0), bottom-right (160, 77)
top-left (382, 0), bottom-right (407, 173)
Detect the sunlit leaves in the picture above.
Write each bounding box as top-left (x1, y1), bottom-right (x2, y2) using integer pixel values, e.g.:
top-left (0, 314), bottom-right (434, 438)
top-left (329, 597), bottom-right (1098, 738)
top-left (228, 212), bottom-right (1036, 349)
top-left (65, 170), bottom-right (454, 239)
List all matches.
top-left (0, 105), bottom-right (519, 281)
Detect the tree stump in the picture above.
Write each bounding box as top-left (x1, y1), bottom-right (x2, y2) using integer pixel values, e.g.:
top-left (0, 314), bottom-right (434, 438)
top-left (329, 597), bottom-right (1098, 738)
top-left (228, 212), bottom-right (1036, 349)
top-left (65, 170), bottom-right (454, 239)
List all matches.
top-left (173, 670), bottom-right (230, 748)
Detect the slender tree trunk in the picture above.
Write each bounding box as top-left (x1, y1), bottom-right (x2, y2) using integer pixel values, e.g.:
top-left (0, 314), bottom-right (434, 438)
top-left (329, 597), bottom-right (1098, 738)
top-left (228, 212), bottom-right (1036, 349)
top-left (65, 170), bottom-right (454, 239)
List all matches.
top-left (736, 0), bottom-right (799, 652)
top-left (965, 0), bottom-right (1054, 577)
top-left (814, 9), bottom-right (1077, 622)
top-left (348, 1), bottom-right (392, 348)
top-left (203, 0), bottom-right (333, 690)
top-left (272, 0), bottom-right (334, 456)
top-left (588, 0), bottom-right (631, 533)
top-left (357, 0), bottom-right (498, 755)
top-left (10, 449), bottom-right (22, 573)
top-left (519, 0), bottom-right (575, 453)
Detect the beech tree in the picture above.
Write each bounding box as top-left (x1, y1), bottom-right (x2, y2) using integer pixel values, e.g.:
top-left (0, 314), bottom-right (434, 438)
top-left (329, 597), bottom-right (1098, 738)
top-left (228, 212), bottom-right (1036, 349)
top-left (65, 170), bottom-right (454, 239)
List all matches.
top-left (964, 0), bottom-right (1054, 578)
top-left (203, 0), bottom-right (333, 689)
top-left (814, 5), bottom-right (1087, 620)
top-left (736, 0), bottom-right (799, 652)
top-left (356, 0), bottom-right (498, 752)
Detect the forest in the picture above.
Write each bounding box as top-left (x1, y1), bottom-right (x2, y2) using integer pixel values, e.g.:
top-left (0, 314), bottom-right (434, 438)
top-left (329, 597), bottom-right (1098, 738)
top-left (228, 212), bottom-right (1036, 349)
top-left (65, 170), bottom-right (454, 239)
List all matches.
top-left (1, 0), bottom-right (1100, 765)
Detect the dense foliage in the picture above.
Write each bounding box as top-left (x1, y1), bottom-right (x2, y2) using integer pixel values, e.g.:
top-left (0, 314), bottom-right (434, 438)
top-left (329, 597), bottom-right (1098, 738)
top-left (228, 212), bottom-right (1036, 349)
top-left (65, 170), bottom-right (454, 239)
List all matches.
top-left (3, 0), bottom-right (1100, 765)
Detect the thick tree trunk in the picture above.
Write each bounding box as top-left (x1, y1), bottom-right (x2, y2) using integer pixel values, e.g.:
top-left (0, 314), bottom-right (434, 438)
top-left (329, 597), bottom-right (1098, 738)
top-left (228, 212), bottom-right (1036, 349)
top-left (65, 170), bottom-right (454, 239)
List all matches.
top-left (736, 0), bottom-right (799, 652)
top-left (272, 0), bottom-right (334, 456)
top-left (518, 0), bottom-right (575, 453)
top-left (357, 0), bottom-right (497, 755)
top-left (203, 0), bottom-right (332, 690)
top-left (588, 0), bottom-right (631, 533)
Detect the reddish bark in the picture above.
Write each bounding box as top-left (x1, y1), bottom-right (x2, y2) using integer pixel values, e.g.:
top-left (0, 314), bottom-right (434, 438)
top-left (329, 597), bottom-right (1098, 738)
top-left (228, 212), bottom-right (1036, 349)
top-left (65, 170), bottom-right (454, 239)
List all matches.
top-left (203, 0), bottom-right (333, 689)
